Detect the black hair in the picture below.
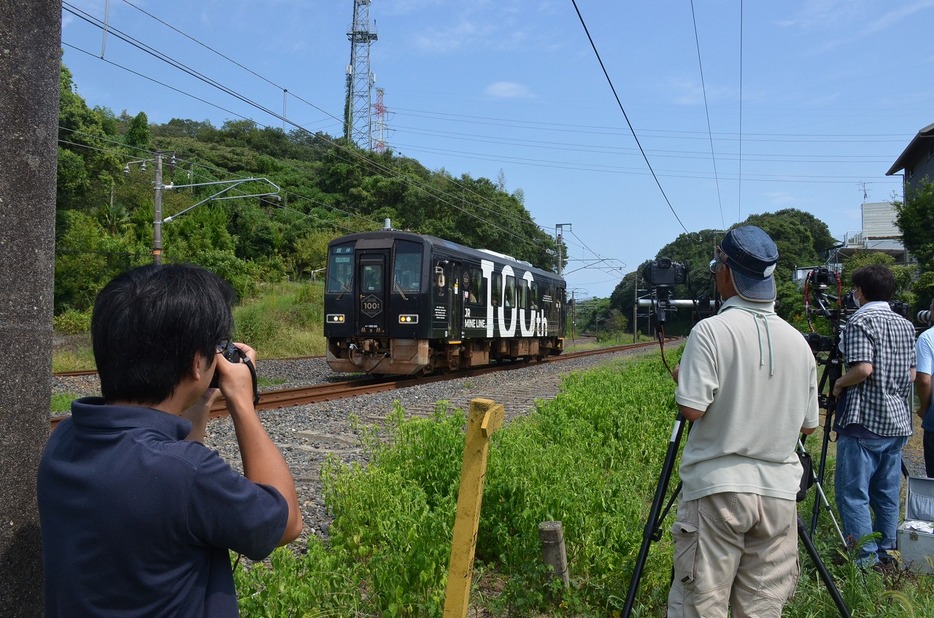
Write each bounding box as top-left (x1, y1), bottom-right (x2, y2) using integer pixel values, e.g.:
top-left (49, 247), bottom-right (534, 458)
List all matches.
top-left (91, 264), bottom-right (235, 404)
top-left (851, 264), bottom-right (896, 303)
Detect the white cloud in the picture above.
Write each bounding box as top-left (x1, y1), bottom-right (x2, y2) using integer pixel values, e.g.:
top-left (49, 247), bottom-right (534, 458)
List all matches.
top-left (484, 81), bottom-right (533, 99)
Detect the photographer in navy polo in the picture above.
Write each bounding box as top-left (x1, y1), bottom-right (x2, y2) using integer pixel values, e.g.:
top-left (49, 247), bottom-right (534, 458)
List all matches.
top-left (38, 264), bottom-right (302, 617)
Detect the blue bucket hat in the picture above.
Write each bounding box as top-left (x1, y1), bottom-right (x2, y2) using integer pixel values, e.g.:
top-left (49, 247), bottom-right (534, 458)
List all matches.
top-left (720, 225), bottom-right (779, 302)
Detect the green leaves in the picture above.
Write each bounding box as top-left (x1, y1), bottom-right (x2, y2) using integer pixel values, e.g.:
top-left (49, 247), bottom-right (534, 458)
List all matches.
top-left (236, 354), bottom-right (686, 615)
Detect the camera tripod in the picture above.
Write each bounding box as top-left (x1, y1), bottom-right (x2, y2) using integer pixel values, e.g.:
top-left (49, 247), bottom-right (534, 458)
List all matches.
top-left (804, 341), bottom-right (848, 543)
top-left (621, 410), bottom-right (851, 618)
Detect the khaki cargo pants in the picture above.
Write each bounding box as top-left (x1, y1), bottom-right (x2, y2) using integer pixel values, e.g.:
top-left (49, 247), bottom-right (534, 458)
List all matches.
top-left (667, 492), bottom-right (800, 618)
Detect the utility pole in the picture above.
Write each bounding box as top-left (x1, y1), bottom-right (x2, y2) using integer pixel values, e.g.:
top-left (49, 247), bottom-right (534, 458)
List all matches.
top-left (555, 223), bottom-right (571, 276)
top-left (633, 273), bottom-right (638, 342)
top-left (0, 1), bottom-right (59, 613)
top-left (125, 153), bottom-right (280, 264)
top-left (344, 0), bottom-right (378, 150)
top-left (153, 151), bottom-right (164, 264)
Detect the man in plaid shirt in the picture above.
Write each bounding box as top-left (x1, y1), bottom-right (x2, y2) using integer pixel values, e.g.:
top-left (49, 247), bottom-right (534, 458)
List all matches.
top-left (832, 264), bottom-right (916, 569)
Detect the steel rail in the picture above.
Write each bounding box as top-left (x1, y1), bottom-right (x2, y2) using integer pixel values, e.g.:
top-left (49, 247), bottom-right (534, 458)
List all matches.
top-left (50, 340), bottom-right (671, 431)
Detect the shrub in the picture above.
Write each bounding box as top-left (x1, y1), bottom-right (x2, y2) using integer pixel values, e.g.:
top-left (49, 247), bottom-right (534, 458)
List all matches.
top-left (53, 309), bottom-right (92, 334)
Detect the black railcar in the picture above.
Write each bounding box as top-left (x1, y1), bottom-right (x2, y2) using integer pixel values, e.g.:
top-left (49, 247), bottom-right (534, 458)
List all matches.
top-left (324, 229), bottom-right (566, 375)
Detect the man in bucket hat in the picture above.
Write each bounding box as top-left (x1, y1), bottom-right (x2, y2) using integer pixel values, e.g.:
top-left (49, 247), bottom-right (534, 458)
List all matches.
top-left (668, 225), bottom-right (819, 617)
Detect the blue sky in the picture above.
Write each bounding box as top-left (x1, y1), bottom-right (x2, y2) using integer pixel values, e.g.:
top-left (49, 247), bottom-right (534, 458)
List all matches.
top-left (61, 1), bottom-right (934, 299)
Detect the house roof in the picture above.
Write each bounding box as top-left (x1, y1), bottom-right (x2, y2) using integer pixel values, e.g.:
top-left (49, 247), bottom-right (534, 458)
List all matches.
top-left (886, 122), bottom-right (934, 176)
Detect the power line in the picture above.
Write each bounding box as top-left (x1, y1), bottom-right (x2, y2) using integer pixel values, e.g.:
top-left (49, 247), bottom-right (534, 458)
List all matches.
top-left (690, 0), bottom-right (725, 230)
top-left (390, 106), bottom-right (913, 142)
top-left (570, 0), bottom-right (690, 235)
top-left (390, 123), bottom-right (895, 163)
top-left (63, 42), bottom-right (251, 124)
top-left (389, 141), bottom-right (901, 185)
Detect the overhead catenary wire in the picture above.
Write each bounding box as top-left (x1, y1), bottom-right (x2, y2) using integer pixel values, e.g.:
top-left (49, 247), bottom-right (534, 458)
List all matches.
top-left (690, 0), bottom-right (726, 230)
top-left (569, 0), bottom-right (690, 236)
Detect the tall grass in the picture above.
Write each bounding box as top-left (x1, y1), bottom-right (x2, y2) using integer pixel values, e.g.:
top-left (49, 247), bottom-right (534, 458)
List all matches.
top-left (51, 281), bottom-right (326, 370)
top-left (235, 352), bottom-right (934, 616)
top-left (233, 281), bottom-right (326, 358)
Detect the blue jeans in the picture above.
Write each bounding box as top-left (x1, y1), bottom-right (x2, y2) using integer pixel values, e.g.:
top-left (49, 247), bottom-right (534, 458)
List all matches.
top-left (834, 434), bottom-right (907, 566)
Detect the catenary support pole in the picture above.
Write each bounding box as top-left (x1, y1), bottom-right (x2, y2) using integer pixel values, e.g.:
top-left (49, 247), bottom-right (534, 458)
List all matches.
top-left (0, 1), bottom-right (61, 614)
top-left (153, 151), bottom-right (164, 264)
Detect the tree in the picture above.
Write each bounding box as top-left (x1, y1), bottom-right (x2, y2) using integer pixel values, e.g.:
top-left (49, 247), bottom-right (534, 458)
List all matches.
top-left (896, 181), bottom-right (934, 267)
top-left (57, 64), bottom-right (121, 212)
top-left (52, 61), bottom-right (566, 313)
top-left (610, 211), bottom-right (836, 328)
top-left (123, 111), bottom-right (151, 151)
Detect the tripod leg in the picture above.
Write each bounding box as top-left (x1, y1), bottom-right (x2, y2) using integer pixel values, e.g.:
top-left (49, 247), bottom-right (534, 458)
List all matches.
top-left (798, 515), bottom-right (850, 618)
top-left (810, 405), bottom-right (835, 536)
top-left (622, 414), bottom-right (687, 618)
top-left (799, 439), bottom-right (847, 548)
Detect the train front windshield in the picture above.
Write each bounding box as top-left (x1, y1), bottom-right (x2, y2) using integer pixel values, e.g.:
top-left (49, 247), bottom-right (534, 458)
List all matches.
top-left (327, 243), bottom-right (354, 292)
top-left (393, 241), bottom-right (422, 292)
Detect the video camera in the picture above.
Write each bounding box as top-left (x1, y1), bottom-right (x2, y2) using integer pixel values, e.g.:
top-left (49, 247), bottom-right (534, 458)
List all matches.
top-left (641, 258), bottom-right (687, 287)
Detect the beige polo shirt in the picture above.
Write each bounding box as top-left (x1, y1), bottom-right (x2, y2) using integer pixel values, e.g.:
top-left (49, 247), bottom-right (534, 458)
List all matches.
top-left (675, 296), bottom-right (820, 501)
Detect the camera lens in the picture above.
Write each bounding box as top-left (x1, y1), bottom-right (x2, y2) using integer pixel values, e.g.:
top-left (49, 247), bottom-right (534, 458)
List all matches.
top-left (919, 310), bottom-right (932, 325)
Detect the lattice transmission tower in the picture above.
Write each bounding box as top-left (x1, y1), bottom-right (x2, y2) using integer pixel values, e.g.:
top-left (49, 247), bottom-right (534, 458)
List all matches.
top-left (373, 87), bottom-right (388, 153)
top-left (343, 0), bottom-right (378, 150)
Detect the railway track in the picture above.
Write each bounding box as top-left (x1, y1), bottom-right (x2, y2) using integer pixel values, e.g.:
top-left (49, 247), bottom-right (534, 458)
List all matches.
top-left (50, 341), bottom-right (666, 431)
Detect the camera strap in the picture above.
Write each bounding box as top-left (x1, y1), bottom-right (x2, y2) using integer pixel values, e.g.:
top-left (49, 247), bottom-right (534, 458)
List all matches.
top-left (242, 356), bottom-right (261, 406)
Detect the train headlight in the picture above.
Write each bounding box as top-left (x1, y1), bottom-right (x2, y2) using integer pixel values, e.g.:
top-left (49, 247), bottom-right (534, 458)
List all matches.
top-left (399, 314), bottom-right (419, 324)
top-left (326, 314), bottom-right (345, 323)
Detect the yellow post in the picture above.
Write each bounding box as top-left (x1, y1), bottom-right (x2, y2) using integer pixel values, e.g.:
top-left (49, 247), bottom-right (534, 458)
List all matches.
top-left (443, 398), bottom-right (505, 618)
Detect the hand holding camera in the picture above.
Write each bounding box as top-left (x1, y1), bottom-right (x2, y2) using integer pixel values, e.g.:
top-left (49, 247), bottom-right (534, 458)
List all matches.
top-left (211, 340), bottom-right (261, 406)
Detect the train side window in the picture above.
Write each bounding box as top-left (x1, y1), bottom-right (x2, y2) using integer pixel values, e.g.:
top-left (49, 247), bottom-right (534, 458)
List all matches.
top-left (393, 241), bottom-right (423, 293)
top-left (326, 243), bottom-right (354, 293)
top-left (465, 266), bottom-right (482, 304)
top-left (530, 281), bottom-right (539, 309)
top-left (518, 277), bottom-right (529, 309)
top-left (492, 272), bottom-right (502, 306)
top-left (505, 275), bottom-right (516, 308)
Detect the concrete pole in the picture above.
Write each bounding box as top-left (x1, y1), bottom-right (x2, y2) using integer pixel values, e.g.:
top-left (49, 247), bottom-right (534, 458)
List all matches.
top-left (0, 1), bottom-right (61, 614)
top-left (153, 151), bottom-right (164, 264)
top-left (538, 521), bottom-right (570, 588)
top-left (633, 274), bottom-right (638, 342)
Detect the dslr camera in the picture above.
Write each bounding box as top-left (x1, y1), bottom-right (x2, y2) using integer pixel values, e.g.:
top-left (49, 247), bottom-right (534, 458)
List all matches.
top-left (209, 340), bottom-right (261, 405)
top-left (209, 340), bottom-right (245, 389)
top-left (642, 258), bottom-right (687, 287)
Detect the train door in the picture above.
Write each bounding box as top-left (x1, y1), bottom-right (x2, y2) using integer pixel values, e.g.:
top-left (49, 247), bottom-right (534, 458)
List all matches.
top-left (356, 251), bottom-right (389, 336)
top-left (432, 259), bottom-right (462, 341)
top-left (449, 262), bottom-right (462, 341)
